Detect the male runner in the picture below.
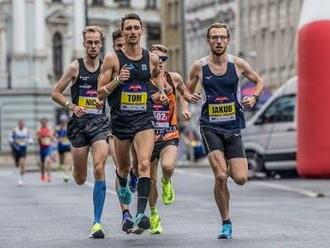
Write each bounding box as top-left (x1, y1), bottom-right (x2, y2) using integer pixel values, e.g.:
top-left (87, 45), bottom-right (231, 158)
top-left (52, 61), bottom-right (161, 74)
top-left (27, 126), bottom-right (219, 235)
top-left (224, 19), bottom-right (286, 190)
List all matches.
top-left (148, 44), bottom-right (200, 234)
top-left (8, 120), bottom-right (33, 185)
top-left (52, 26), bottom-right (110, 239)
top-left (109, 28), bottom-right (138, 232)
top-left (55, 115), bottom-right (72, 182)
top-left (97, 13), bottom-right (168, 234)
top-left (187, 23), bottom-right (264, 239)
top-left (37, 118), bottom-right (54, 182)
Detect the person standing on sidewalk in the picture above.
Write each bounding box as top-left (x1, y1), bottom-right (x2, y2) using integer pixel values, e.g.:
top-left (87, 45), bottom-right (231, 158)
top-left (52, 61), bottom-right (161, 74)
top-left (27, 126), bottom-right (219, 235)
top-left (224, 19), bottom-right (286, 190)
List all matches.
top-left (52, 26), bottom-right (110, 238)
top-left (187, 23), bottom-right (264, 239)
top-left (8, 120), bottom-right (33, 186)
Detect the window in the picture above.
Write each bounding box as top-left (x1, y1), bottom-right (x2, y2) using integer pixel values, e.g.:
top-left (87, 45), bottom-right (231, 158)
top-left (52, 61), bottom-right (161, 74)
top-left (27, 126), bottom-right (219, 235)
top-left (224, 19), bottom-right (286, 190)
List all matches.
top-left (52, 0), bottom-right (62, 3)
top-left (114, 0), bottom-right (130, 7)
top-left (146, 0), bottom-right (157, 9)
top-left (259, 95), bottom-right (296, 124)
top-left (53, 32), bottom-right (63, 79)
top-left (92, 0), bottom-right (104, 6)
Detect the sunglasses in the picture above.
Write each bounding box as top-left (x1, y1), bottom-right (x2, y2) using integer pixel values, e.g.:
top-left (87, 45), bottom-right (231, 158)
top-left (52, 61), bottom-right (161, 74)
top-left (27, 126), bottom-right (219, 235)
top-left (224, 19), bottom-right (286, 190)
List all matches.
top-left (159, 56), bottom-right (168, 62)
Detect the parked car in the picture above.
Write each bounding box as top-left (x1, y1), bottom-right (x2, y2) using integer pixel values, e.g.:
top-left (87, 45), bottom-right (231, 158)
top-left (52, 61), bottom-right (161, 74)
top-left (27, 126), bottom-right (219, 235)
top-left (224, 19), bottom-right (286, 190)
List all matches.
top-left (242, 77), bottom-right (297, 174)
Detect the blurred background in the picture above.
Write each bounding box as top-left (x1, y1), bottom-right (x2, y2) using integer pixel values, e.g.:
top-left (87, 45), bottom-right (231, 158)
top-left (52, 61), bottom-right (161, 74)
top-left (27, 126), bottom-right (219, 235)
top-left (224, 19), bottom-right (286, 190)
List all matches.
top-left (0, 0), bottom-right (303, 175)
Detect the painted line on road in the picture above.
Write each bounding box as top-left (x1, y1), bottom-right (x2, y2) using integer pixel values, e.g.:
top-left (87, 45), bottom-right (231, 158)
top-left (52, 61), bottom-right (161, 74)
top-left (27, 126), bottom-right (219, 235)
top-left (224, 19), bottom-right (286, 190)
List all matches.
top-left (175, 168), bottom-right (324, 198)
top-left (252, 181), bottom-right (324, 198)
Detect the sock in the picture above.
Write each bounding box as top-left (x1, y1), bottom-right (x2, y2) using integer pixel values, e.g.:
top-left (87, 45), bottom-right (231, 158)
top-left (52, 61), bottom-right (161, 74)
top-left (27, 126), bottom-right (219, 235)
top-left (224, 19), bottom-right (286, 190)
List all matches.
top-left (162, 177), bottom-right (170, 184)
top-left (123, 209), bottom-right (130, 215)
top-left (116, 169), bottom-right (128, 187)
top-left (150, 207), bottom-right (158, 215)
top-left (93, 180), bottom-right (106, 224)
top-left (137, 177), bottom-right (151, 215)
top-left (129, 169), bottom-right (136, 178)
top-left (222, 219), bottom-right (231, 225)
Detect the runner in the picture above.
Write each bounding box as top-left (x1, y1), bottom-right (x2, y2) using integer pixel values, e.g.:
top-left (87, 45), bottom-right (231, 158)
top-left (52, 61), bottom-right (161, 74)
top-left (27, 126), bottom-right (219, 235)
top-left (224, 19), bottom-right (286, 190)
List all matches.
top-left (52, 26), bottom-right (110, 238)
top-left (97, 13), bottom-right (168, 234)
top-left (55, 114), bottom-right (72, 182)
top-left (8, 120), bottom-right (33, 186)
top-left (36, 118), bottom-right (54, 183)
top-left (148, 44), bottom-right (200, 234)
top-left (187, 23), bottom-right (264, 239)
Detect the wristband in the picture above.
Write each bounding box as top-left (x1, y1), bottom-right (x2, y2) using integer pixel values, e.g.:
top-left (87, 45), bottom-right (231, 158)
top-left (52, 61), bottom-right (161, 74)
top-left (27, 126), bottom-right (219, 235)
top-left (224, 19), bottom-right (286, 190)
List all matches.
top-left (64, 101), bottom-right (75, 111)
top-left (159, 88), bottom-right (165, 94)
top-left (103, 86), bottom-right (110, 95)
top-left (114, 76), bottom-right (123, 85)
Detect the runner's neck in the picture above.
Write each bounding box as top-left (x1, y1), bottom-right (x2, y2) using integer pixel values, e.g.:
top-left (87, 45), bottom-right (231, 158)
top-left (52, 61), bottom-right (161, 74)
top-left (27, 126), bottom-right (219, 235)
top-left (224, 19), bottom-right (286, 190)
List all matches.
top-left (123, 45), bottom-right (143, 60)
top-left (83, 56), bottom-right (99, 71)
top-left (209, 53), bottom-right (227, 65)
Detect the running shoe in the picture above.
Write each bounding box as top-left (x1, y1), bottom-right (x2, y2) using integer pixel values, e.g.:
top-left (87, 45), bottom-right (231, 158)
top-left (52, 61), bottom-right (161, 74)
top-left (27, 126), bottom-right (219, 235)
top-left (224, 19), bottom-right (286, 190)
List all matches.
top-left (150, 213), bottom-right (162, 234)
top-left (116, 185), bottom-right (131, 205)
top-left (161, 177), bottom-right (175, 205)
top-left (63, 175), bottom-right (69, 183)
top-left (217, 223), bottom-right (232, 239)
top-left (17, 179), bottom-right (24, 186)
top-left (132, 213), bottom-right (150, 234)
top-left (41, 175), bottom-right (46, 182)
top-left (128, 172), bottom-right (138, 193)
top-left (122, 212), bottom-right (134, 233)
top-left (89, 223), bottom-right (105, 239)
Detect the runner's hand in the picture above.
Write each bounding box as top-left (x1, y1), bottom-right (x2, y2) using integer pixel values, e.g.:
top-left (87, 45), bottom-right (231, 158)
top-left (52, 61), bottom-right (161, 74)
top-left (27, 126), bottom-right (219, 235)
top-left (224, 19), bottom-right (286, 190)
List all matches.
top-left (96, 98), bottom-right (104, 110)
top-left (72, 105), bottom-right (86, 117)
top-left (184, 92), bottom-right (201, 104)
top-left (182, 110), bottom-right (192, 121)
top-left (242, 96), bottom-right (256, 109)
top-left (118, 64), bottom-right (130, 82)
top-left (159, 92), bottom-right (169, 105)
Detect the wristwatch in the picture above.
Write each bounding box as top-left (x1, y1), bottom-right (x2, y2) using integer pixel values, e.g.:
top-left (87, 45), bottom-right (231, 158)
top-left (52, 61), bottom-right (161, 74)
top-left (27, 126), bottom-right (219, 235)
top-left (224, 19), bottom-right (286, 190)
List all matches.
top-left (253, 94), bottom-right (260, 103)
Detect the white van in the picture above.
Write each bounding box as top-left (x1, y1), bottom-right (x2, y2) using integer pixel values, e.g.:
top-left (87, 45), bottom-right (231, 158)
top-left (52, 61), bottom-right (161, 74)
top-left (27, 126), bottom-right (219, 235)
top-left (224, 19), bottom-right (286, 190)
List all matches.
top-left (242, 77), bottom-right (297, 174)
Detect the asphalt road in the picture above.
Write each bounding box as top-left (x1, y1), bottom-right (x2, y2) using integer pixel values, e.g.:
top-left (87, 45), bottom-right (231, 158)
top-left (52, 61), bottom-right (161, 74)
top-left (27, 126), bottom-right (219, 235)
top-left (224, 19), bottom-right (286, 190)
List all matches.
top-left (1, 164), bottom-right (330, 248)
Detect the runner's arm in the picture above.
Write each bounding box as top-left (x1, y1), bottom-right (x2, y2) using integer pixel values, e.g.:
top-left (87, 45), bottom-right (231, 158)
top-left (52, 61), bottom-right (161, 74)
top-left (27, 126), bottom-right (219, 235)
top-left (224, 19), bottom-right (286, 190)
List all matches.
top-left (171, 72), bottom-right (201, 104)
top-left (187, 60), bottom-right (202, 94)
top-left (97, 53), bottom-right (120, 100)
top-left (51, 61), bottom-right (78, 111)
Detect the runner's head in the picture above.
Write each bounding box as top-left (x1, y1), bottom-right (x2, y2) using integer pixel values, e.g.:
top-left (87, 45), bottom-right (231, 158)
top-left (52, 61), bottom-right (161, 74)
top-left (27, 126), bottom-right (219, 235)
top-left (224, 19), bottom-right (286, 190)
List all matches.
top-left (18, 119), bottom-right (25, 129)
top-left (112, 29), bottom-right (125, 52)
top-left (40, 118), bottom-right (49, 128)
top-left (150, 44), bottom-right (168, 72)
top-left (121, 13), bottom-right (143, 46)
top-left (82, 26), bottom-right (104, 59)
top-left (206, 23), bottom-right (231, 56)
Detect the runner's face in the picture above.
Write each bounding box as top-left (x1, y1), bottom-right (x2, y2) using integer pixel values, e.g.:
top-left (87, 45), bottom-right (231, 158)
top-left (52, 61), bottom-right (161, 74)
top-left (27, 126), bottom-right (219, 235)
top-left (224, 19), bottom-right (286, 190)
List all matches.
top-left (83, 32), bottom-right (102, 59)
top-left (113, 37), bottom-right (125, 52)
top-left (122, 19), bottom-right (142, 46)
top-left (152, 50), bottom-right (167, 71)
top-left (208, 28), bottom-right (229, 56)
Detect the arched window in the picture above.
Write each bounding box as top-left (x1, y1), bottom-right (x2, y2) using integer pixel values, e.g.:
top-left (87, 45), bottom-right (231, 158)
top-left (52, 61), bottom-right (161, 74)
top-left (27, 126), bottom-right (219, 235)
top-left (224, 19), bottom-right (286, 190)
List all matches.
top-left (53, 32), bottom-right (63, 79)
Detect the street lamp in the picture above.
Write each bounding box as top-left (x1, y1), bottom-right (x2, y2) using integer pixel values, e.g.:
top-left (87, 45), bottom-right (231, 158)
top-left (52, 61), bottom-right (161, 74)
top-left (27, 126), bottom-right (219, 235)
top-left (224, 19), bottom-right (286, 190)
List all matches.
top-left (84, 0), bottom-right (89, 26)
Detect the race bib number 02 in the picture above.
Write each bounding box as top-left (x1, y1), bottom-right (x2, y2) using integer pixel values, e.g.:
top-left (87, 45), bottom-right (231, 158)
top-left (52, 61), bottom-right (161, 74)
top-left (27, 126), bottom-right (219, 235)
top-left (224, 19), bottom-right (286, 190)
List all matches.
top-left (208, 102), bottom-right (236, 122)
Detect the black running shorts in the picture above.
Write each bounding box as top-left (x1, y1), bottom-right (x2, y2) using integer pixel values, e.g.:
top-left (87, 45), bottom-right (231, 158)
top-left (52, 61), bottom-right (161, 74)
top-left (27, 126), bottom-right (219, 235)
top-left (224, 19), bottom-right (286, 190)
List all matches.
top-left (67, 115), bottom-right (110, 148)
top-left (151, 138), bottom-right (179, 162)
top-left (200, 127), bottom-right (245, 159)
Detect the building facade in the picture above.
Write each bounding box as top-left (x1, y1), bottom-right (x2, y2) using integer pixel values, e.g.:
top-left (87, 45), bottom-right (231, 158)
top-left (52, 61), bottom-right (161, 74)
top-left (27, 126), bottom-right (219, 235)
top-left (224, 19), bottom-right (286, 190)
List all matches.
top-left (185, 0), bottom-right (238, 76)
top-left (238, 0), bottom-right (303, 88)
top-left (0, 0), bottom-right (160, 152)
top-left (160, 0), bottom-right (184, 77)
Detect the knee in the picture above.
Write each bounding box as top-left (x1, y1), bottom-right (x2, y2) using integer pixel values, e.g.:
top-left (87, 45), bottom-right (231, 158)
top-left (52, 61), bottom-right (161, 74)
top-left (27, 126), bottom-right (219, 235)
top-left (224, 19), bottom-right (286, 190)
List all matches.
top-left (215, 173), bottom-right (228, 186)
top-left (74, 175), bottom-right (86, 185)
top-left (94, 162), bottom-right (105, 179)
top-left (162, 162), bottom-right (174, 173)
top-left (233, 175), bottom-right (247, 186)
top-left (138, 159), bottom-right (150, 174)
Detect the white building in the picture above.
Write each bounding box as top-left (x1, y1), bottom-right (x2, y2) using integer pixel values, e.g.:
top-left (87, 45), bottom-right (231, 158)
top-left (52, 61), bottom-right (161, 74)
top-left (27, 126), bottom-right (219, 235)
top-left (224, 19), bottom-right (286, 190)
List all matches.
top-left (185, 0), bottom-right (238, 75)
top-left (0, 0), bottom-right (160, 152)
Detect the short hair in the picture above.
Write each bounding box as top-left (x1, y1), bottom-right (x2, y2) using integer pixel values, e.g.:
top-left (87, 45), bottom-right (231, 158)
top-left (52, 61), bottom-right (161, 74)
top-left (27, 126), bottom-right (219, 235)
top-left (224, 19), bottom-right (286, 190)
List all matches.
top-left (121, 13), bottom-right (142, 30)
top-left (206, 23), bottom-right (231, 39)
top-left (112, 29), bottom-right (122, 43)
top-left (149, 44), bottom-right (168, 53)
top-left (82, 25), bottom-right (104, 41)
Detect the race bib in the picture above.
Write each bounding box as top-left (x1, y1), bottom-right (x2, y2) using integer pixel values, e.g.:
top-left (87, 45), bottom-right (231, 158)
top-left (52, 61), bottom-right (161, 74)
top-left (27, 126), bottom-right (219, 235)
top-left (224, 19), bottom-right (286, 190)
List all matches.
top-left (153, 104), bottom-right (170, 128)
top-left (121, 83), bottom-right (147, 111)
top-left (78, 87), bottom-right (102, 115)
top-left (208, 96), bottom-right (236, 122)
